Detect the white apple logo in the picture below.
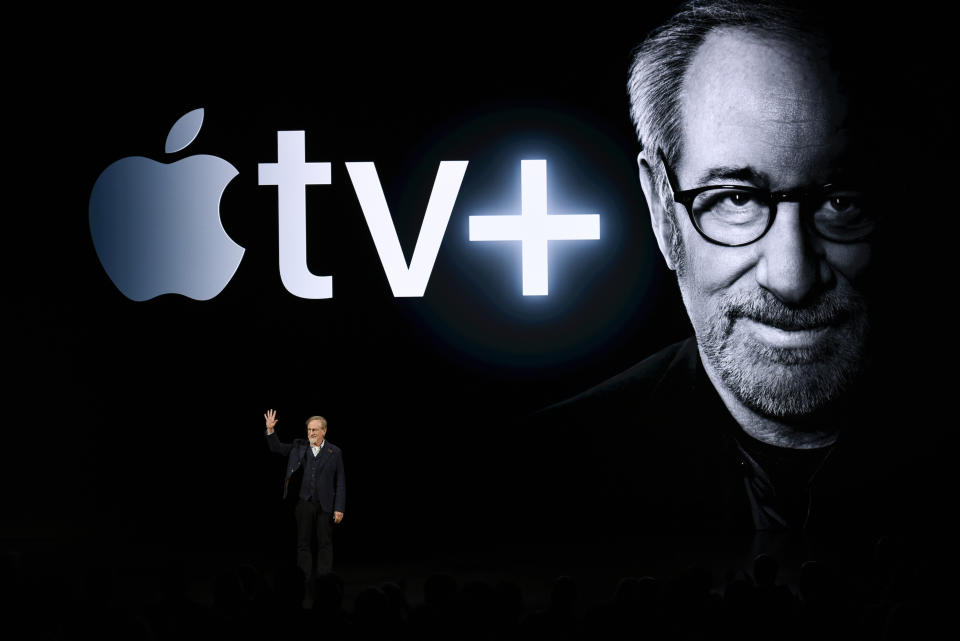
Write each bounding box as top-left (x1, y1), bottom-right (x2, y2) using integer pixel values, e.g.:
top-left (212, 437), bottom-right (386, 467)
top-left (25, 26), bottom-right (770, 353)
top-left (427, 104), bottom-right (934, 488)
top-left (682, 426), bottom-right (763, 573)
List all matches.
top-left (89, 108), bottom-right (244, 301)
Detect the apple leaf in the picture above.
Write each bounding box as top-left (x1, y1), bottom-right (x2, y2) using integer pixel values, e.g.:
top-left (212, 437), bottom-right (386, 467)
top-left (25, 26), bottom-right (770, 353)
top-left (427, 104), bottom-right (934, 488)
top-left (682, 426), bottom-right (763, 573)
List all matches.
top-left (165, 108), bottom-right (205, 154)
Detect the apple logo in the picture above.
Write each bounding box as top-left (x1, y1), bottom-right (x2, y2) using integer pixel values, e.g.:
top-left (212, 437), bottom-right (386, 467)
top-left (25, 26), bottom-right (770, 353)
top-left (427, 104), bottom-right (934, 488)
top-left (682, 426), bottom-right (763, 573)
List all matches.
top-left (89, 108), bottom-right (244, 301)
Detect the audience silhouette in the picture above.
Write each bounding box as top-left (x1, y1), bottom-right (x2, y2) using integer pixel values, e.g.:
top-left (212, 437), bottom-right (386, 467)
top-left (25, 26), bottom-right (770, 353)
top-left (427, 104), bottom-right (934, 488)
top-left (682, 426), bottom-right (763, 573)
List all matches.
top-left (2, 537), bottom-right (949, 640)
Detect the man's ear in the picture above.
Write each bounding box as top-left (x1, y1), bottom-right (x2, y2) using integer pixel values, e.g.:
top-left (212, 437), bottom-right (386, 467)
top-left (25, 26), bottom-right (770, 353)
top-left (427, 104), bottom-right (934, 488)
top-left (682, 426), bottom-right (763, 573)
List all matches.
top-left (637, 152), bottom-right (678, 271)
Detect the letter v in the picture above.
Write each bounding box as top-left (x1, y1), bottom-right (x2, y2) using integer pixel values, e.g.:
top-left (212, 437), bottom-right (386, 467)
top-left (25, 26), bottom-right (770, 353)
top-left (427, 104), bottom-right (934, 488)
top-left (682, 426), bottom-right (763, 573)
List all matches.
top-left (345, 161), bottom-right (468, 297)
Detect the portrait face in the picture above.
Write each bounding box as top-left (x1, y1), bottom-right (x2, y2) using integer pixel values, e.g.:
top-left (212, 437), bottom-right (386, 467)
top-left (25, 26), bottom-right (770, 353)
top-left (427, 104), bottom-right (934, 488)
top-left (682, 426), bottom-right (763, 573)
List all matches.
top-left (307, 419), bottom-right (327, 446)
top-left (662, 27), bottom-right (872, 418)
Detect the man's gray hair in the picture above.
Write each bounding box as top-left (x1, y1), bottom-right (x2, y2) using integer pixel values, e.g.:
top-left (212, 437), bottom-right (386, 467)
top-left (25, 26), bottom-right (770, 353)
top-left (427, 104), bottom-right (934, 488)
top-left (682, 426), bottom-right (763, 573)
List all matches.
top-left (305, 415), bottom-right (328, 430)
top-left (627, 0), bottom-right (827, 212)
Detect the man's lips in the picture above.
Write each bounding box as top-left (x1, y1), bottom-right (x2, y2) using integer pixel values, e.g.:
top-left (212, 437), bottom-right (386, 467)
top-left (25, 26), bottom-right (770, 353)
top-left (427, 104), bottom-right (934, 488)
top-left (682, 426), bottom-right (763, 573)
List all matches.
top-left (738, 317), bottom-right (831, 348)
top-left (738, 316), bottom-right (831, 349)
top-left (718, 287), bottom-right (866, 351)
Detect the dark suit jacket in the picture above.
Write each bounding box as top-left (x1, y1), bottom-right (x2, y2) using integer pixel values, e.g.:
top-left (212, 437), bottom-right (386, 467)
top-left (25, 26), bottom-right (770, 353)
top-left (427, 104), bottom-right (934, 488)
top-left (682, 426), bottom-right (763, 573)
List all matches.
top-left (266, 433), bottom-right (346, 514)
top-left (513, 337), bottom-right (937, 554)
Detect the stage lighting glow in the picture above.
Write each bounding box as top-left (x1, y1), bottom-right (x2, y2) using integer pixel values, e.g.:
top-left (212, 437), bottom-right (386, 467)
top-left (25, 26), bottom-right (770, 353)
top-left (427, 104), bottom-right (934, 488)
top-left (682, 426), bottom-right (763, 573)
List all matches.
top-left (468, 160), bottom-right (599, 296)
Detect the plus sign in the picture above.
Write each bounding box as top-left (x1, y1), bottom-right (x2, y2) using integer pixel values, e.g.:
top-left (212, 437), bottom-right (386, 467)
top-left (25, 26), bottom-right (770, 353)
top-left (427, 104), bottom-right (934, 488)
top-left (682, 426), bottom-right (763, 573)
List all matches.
top-left (468, 159), bottom-right (600, 296)
top-left (259, 131), bottom-right (333, 299)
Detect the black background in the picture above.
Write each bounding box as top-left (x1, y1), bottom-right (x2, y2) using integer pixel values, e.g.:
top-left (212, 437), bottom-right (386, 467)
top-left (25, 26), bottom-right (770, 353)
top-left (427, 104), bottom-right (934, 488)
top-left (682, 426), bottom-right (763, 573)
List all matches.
top-left (7, 3), bottom-right (954, 586)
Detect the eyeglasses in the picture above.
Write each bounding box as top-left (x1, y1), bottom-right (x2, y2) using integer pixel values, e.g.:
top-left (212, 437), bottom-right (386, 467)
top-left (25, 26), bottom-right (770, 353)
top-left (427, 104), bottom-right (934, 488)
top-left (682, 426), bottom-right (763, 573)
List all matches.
top-left (657, 149), bottom-right (876, 247)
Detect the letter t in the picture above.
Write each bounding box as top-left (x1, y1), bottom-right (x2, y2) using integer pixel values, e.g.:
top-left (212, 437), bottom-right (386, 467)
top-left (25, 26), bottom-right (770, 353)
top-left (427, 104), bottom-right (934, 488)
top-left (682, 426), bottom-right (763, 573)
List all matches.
top-left (258, 131), bottom-right (333, 299)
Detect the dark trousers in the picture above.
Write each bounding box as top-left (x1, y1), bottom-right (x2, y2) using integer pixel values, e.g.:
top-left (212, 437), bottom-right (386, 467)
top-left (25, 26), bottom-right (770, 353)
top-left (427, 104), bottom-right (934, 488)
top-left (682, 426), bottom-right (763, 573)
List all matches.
top-left (295, 499), bottom-right (333, 579)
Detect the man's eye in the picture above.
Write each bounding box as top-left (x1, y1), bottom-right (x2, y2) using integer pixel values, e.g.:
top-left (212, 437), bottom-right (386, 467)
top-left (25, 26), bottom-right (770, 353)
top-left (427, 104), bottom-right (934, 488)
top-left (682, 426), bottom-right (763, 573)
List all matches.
top-left (727, 193), bottom-right (754, 206)
top-left (694, 189), bottom-right (760, 213)
top-left (816, 192), bottom-right (863, 219)
top-left (828, 195), bottom-right (857, 212)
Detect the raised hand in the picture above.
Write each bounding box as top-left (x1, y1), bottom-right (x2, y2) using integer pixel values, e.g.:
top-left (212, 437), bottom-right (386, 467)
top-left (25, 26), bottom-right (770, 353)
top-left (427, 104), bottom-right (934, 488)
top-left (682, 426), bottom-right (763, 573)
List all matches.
top-left (264, 409), bottom-right (278, 434)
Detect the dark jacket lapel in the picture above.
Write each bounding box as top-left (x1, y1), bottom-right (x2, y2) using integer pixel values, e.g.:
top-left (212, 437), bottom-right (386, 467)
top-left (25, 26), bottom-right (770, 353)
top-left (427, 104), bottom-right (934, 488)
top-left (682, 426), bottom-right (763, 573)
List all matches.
top-left (312, 444), bottom-right (334, 476)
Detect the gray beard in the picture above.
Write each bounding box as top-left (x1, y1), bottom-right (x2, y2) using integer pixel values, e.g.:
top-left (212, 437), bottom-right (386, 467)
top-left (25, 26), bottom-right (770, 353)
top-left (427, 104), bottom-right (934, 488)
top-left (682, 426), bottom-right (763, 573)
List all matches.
top-left (697, 287), bottom-right (870, 419)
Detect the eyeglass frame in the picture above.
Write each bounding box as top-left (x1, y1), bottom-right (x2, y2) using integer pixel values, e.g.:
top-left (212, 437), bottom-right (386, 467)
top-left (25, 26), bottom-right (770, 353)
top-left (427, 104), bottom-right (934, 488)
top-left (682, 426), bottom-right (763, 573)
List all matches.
top-left (656, 148), bottom-right (874, 247)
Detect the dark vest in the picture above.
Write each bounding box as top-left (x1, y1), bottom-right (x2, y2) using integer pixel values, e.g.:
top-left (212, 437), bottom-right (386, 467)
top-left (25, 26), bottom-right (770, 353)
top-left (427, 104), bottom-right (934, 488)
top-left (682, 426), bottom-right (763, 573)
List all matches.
top-left (299, 444), bottom-right (325, 502)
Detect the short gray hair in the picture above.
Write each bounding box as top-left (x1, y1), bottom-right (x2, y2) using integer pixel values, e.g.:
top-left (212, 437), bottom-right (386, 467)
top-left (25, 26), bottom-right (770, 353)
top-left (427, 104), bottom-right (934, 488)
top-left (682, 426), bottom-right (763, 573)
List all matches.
top-left (627, 0), bottom-right (827, 210)
top-left (305, 415), bottom-right (327, 430)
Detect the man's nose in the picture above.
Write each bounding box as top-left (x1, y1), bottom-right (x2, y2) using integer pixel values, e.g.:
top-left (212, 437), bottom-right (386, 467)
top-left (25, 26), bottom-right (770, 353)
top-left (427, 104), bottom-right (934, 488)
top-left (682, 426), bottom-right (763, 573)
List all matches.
top-left (755, 203), bottom-right (831, 305)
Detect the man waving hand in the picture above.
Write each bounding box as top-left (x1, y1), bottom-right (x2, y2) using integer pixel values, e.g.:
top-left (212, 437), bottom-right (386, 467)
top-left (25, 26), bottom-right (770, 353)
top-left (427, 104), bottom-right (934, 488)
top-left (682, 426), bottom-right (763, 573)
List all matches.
top-left (264, 409), bottom-right (345, 578)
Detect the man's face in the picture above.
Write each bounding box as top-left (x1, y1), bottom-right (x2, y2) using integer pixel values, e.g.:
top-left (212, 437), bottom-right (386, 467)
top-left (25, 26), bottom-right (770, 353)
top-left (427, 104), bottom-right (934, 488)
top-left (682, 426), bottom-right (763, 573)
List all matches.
top-left (669, 28), bottom-right (871, 418)
top-left (307, 420), bottom-right (326, 446)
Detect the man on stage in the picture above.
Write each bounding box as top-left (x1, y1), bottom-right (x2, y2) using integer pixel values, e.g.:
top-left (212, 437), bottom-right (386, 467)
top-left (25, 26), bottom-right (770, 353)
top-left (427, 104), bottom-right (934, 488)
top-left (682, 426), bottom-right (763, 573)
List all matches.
top-left (264, 409), bottom-right (345, 579)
